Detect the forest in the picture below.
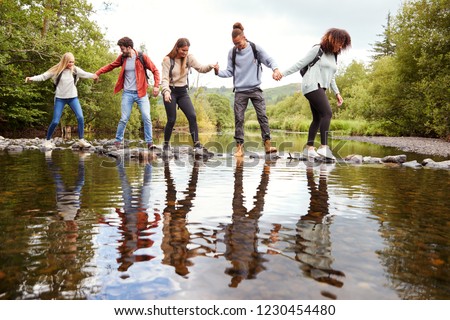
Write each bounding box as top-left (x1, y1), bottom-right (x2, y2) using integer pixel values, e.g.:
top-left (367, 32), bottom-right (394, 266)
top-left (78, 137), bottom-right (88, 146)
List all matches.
top-left (0, 0), bottom-right (449, 140)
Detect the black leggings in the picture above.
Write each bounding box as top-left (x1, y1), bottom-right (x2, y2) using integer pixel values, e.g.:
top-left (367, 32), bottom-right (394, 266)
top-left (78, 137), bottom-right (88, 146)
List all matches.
top-left (163, 86), bottom-right (199, 144)
top-left (304, 88), bottom-right (333, 146)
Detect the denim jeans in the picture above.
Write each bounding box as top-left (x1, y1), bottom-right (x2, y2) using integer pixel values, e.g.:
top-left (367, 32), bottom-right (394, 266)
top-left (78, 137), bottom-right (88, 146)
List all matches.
top-left (47, 97), bottom-right (84, 140)
top-left (116, 90), bottom-right (152, 143)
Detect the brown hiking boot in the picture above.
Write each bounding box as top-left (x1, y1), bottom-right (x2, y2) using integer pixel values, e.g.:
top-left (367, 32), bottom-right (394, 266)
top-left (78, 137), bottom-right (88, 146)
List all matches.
top-left (234, 143), bottom-right (244, 157)
top-left (264, 139), bottom-right (277, 154)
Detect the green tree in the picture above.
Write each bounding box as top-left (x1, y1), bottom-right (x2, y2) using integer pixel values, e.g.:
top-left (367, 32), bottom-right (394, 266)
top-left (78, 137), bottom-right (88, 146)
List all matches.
top-left (371, 12), bottom-right (397, 60)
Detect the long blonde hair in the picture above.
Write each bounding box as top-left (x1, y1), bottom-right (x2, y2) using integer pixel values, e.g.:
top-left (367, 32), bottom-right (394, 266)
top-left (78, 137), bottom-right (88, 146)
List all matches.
top-left (47, 52), bottom-right (75, 80)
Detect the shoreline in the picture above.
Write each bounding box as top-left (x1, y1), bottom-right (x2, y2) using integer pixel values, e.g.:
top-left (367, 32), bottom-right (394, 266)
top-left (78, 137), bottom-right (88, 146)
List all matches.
top-left (336, 136), bottom-right (450, 158)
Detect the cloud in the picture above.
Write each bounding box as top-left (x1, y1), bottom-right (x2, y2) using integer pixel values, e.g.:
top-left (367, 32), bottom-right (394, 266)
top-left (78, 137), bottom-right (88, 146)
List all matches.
top-left (88, 0), bottom-right (402, 89)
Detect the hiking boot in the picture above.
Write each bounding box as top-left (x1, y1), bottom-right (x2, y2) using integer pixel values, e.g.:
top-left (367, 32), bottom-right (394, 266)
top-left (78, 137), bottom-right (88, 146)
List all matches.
top-left (303, 147), bottom-right (320, 159)
top-left (78, 139), bottom-right (92, 149)
top-left (234, 143), bottom-right (244, 157)
top-left (317, 145), bottom-right (336, 160)
top-left (42, 139), bottom-right (54, 150)
top-left (264, 139), bottom-right (277, 154)
top-left (114, 141), bottom-right (122, 149)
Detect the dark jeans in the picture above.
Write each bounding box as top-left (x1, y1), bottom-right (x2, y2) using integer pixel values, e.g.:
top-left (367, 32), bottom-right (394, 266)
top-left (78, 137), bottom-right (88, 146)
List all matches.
top-left (234, 88), bottom-right (271, 144)
top-left (163, 86), bottom-right (199, 144)
top-left (304, 88), bottom-right (333, 146)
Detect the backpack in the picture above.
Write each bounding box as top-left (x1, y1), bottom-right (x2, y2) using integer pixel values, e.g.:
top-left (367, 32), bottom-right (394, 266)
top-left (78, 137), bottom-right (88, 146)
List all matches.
top-left (231, 40), bottom-right (261, 90)
top-left (54, 69), bottom-right (77, 89)
top-left (121, 51), bottom-right (150, 80)
top-left (169, 56), bottom-right (191, 88)
top-left (300, 46), bottom-right (323, 77)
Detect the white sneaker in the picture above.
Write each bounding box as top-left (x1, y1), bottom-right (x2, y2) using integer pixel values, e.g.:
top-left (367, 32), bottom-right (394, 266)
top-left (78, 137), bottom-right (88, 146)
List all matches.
top-left (78, 139), bottom-right (92, 148)
top-left (317, 146), bottom-right (336, 160)
top-left (42, 139), bottom-right (54, 150)
top-left (303, 147), bottom-right (320, 159)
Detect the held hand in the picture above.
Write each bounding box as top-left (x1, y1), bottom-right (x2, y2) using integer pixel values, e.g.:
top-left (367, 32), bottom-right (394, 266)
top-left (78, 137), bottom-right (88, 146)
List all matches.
top-left (152, 87), bottom-right (159, 98)
top-left (25, 77), bottom-right (31, 83)
top-left (92, 74), bottom-right (99, 81)
top-left (272, 69), bottom-right (282, 81)
top-left (163, 91), bottom-right (172, 103)
top-left (213, 63), bottom-right (219, 75)
top-left (336, 94), bottom-right (343, 107)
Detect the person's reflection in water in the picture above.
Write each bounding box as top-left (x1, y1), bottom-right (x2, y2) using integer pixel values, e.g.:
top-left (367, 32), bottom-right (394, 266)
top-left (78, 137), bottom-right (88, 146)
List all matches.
top-left (45, 150), bottom-right (86, 280)
top-left (46, 151), bottom-right (85, 222)
top-left (160, 160), bottom-right (202, 278)
top-left (295, 164), bottom-right (344, 299)
top-left (115, 161), bottom-right (161, 272)
top-left (224, 159), bottom-right (273, 288)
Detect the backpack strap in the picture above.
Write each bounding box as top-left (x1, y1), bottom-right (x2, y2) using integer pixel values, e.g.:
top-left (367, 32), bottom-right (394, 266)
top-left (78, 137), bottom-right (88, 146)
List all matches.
top-left (169, 58), bottom-right (175, 85)
top-left (121, 51), bottom-right (149, 80)
top-left (231, 40), bottom-right (260, 91)
top-left (169, 57), bottom-right (191, 88)
top-left (300, 45), bottom-right (323, 77)
top-left (54, 69), bottom-right (77, 89)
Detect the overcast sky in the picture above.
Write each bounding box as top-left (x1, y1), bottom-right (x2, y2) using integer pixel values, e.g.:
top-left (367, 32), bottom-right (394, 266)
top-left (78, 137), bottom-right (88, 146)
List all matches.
top-left (88, 0), bottom-right (403, 89)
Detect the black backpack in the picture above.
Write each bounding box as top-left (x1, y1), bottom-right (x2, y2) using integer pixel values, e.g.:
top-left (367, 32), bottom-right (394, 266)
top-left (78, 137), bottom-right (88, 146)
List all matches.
top-left (300, 46), bottom-right (323, 77)
top-left (54, 69), bottom-right (77, 89)
top-left (231, 40), bottom-right (261, 90)
top-left (121, 51), bottom-right (150, 80)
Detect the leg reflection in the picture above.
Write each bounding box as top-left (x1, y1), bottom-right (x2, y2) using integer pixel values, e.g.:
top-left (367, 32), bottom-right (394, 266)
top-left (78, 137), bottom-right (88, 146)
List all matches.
top-left (114, 162), bottom-right (160, 272)
top-left (224, 160), bottom-right (272, 288)
top-left (295, 166), bottom-right (345, 297)
top-left (160, 160), bottom-right (200, 277)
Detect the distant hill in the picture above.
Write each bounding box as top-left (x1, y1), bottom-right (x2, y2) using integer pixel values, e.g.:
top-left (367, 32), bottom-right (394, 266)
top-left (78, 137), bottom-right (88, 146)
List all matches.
top-left (191, 83), bottom-right (301, 106)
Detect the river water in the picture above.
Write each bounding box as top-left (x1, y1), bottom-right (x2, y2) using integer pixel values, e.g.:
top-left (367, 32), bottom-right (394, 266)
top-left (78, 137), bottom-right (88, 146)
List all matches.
top-left (0, 131), bottom-right (449, 300)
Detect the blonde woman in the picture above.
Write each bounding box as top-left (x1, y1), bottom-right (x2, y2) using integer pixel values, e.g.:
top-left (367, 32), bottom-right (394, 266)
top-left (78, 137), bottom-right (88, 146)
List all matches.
top-left (25, 52), bottom-right (98, 149)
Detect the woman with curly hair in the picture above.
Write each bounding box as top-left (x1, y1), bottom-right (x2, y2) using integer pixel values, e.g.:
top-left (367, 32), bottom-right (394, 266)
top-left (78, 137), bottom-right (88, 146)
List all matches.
top-left (281, 28), bottom-right (351, 160)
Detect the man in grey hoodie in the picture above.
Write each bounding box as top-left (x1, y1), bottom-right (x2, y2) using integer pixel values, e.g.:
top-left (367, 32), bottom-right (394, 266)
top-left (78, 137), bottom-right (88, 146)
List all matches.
top-left (215, 22), bottom-right (281, 157)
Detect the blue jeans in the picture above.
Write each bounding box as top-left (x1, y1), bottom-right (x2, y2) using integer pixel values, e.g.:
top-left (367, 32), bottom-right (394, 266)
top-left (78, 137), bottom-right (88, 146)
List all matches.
top-left (47, 97), bottom-right (84, 140)
top-left (116, 90), bottom-right (152, 143)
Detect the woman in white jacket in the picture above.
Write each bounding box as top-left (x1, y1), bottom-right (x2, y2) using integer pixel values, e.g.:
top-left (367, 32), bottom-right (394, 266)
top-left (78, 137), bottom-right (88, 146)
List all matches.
top-left (25, 52), bottom-right (98, 149)
top-left (281, 28), bottom-right (351, 160)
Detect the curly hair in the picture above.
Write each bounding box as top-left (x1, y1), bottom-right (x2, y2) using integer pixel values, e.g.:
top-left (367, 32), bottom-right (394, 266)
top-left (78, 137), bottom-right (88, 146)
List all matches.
top-left (320, 28), bottom-right (351, 55)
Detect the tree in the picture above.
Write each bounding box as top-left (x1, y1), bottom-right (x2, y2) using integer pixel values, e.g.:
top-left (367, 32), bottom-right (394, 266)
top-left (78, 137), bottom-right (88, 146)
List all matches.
top-left (371, 12), bottom-right (397, 60)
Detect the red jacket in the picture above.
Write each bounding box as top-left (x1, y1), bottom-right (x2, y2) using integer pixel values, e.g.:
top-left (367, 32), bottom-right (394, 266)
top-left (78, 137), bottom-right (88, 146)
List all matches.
top-left (96, 49), bottom-right (160, 98)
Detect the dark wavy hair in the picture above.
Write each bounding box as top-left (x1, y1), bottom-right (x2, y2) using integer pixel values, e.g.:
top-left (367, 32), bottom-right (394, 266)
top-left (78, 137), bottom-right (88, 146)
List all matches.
top-left (320, 28), bottom-right (351, 55)
top-left (117, 37), bottom-right (134, 48)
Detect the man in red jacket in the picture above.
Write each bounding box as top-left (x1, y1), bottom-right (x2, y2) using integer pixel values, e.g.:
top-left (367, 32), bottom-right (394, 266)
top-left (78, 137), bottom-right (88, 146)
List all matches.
top-left (96, 37), bottom-right (160, 150)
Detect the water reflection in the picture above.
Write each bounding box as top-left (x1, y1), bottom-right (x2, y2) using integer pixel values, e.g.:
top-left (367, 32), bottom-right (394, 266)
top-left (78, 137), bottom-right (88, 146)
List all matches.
top-left (161, 160), bottom-right (209, 277)
top-left (295, 165), bottom-right (345, 299)
top-left (110, 162), bottom-right (161, 273)
top-left (223, 159), bottom-right (273, 288)
top-left (38, 151), bottom-right (92, 298)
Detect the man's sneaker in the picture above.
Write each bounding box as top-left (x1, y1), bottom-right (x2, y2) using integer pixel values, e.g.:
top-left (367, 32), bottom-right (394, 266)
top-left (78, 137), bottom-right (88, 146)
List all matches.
top-left (78, 139), bottom-right (92, 148)
top-left (303, 147), bottom-right (320, 159)
top-left (42, 139), bottom-right (54, 150)
top-left (317, 146), bottom-right (336, 160)
top-left (114, 141), bottom-right (122, 149)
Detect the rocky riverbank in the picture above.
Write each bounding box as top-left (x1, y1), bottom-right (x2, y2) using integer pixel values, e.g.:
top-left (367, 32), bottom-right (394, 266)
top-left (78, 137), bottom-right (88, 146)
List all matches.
top-left (336, 136), bottom-right (450, 158)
